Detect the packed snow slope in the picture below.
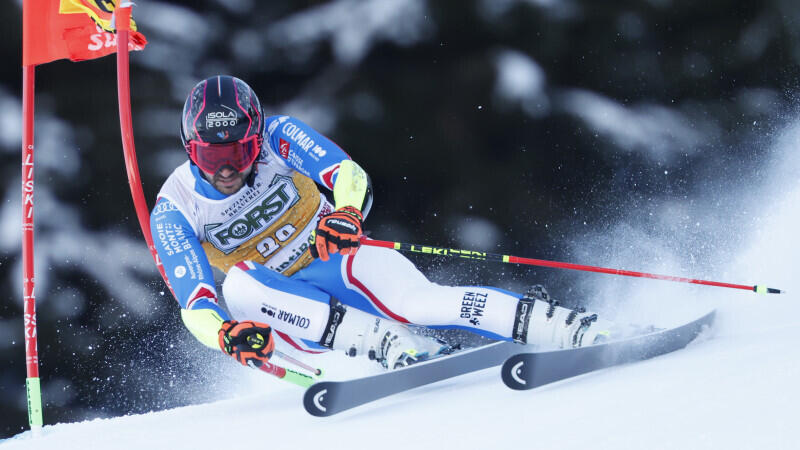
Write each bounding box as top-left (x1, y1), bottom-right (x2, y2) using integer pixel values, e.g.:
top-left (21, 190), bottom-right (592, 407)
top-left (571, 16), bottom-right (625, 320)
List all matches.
top-left (5, 130), bottom-right (800, 450)
top-left (4, 295), bottom-right (797, 450)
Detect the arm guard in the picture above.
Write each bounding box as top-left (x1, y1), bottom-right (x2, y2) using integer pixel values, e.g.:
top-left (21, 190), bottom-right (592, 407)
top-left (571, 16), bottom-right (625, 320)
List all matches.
top-left (333, 159), bottom-right (373, 218)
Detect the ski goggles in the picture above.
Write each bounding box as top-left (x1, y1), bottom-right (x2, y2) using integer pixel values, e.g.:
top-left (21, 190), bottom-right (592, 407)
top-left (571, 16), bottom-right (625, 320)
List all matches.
top-left (188, 135), bottom-right (260, 175)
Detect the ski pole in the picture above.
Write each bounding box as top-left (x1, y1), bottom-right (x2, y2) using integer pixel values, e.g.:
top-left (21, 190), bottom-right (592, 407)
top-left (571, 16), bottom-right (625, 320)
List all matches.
top-left (361, 237), bottom-right (784, 294)
top-left (256, 350), bottom-right (323, 387)
top-left (258, 361), bottom-right (316, 388)
top-left (275, 350), bottom-right (323, 376)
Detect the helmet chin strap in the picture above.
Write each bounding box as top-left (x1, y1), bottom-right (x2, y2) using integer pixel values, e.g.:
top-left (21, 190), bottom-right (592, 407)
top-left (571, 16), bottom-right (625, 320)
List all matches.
top-left (245, 163), bottom-right (257, 188)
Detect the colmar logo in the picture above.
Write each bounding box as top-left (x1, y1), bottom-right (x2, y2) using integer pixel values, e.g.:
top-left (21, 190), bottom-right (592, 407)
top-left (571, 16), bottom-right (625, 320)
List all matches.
top-left (260, 303), bottom-right (310, 329)
top-left (281, 122), bottom-right (328, 159)
top-left (260, 303), bottom-right (278, 318)
top-left (279, 138), bottom-right (291, 159)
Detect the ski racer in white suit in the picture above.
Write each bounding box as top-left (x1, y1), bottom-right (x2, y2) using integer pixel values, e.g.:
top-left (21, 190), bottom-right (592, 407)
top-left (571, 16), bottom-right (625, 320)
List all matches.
top-left (151, 75), bottom-right (611, 370)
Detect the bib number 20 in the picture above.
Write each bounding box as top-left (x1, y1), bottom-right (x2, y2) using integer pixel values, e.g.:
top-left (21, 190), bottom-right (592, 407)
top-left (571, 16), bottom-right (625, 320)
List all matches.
top-left (256, 224), bottom-right (297, 258)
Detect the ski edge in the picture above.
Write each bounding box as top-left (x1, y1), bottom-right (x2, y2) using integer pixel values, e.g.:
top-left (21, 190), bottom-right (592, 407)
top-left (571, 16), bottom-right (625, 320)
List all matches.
top-left (303, 341), bottom-right (519, 417)
top-left (501, 309), bottom-right (717, 390)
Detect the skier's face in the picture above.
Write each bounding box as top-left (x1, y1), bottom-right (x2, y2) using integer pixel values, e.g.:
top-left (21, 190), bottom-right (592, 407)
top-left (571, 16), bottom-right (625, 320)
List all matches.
top-left (205, 165), bottom-right (252, 195)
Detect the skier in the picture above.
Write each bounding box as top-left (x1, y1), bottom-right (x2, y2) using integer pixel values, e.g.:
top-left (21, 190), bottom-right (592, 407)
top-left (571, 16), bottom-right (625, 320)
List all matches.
top-left (151, 75), bottom-right (611, 371)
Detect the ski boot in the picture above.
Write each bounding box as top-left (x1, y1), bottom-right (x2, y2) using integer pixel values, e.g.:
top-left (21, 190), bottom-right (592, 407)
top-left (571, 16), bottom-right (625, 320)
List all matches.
top-left (329, 304), bottom-right (449, 369)
top-left (516, 285), bottom-right (614, 349)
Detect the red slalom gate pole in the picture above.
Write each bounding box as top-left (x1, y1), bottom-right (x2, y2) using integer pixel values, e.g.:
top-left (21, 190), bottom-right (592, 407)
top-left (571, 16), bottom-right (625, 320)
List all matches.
top-left (115, 5), bottom-right (169, 286)
top-left (21, 63), bottom-right (43, 433)
top-left (362, 237), bottom-right (784, 295)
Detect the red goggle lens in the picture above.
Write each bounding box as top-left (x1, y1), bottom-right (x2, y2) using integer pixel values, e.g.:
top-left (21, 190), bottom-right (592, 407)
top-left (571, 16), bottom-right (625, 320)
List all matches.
top-left (189, 135), bottom-right (259, 175)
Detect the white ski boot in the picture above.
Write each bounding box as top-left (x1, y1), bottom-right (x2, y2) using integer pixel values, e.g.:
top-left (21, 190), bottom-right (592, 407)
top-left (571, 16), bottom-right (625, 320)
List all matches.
top-left (330, 305), bottom-right (449, 369)
top-left (517, 285), bottom-right (613, 349)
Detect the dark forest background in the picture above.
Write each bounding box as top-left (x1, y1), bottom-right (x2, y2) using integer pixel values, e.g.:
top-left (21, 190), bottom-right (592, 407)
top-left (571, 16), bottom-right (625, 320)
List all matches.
top-left (1, 0), bottom-right (798, 437)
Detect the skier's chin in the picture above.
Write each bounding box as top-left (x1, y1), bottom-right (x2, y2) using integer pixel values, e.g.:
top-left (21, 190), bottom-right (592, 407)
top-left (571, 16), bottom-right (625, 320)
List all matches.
top-left (214, 177), bottom-right (245, 194)
top-left (207, 166), bottom-right (251, 194)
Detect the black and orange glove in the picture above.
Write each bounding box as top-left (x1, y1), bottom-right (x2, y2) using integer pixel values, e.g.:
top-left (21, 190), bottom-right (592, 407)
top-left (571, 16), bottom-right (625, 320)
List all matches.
top-left (218, 320), bottom-right (275, 368)
top-left (310, 206), bottom-right (363, 261)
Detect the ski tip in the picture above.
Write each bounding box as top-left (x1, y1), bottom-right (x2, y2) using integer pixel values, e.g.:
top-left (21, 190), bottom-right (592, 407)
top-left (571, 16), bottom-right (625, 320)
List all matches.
top-left (501, 354), bottom-right (531, 390)
top-left (303, 382), bottom-right (336, 417)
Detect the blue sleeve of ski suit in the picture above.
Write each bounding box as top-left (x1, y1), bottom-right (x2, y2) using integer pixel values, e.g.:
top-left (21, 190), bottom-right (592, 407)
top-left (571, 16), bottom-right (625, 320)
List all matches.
top-left (264, 115), bottom-right (350, 191)
top-left (150, 197), bottom-right (230, 321)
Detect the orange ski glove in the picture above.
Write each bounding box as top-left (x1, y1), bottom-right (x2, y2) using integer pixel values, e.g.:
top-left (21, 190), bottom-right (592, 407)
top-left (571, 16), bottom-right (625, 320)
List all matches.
top-left (310, 206), bottom-right (363, 261)
top-left (218, 320), bottom-right (275, 368)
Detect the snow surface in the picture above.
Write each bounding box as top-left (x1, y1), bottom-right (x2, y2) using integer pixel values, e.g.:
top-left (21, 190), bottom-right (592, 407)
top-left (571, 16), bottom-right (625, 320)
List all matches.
top-left (4, 118), bottom-right (800, 450)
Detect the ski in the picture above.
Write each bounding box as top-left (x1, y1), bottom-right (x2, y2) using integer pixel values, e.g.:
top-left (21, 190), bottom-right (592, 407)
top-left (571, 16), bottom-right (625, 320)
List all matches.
top-left (501, 309), bottom-right (716, 390)
top-left (303, 340), bottom-right (520, 417)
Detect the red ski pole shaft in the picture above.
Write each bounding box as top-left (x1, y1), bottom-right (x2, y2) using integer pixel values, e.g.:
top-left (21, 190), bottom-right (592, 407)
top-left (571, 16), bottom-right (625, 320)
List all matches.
top-left (258, 361), bottom-right (316, 388)
top-left (361, 237), bottom-right (784, 295)
top-left (21, 63), bottom-right (44, 432)
top-left (275, 350), bottom-right (323, 376)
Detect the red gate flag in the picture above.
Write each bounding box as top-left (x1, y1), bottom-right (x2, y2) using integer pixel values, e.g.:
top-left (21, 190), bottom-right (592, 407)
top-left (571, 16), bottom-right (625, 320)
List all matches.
top-left (22, 0), bottom-right (147, 66)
